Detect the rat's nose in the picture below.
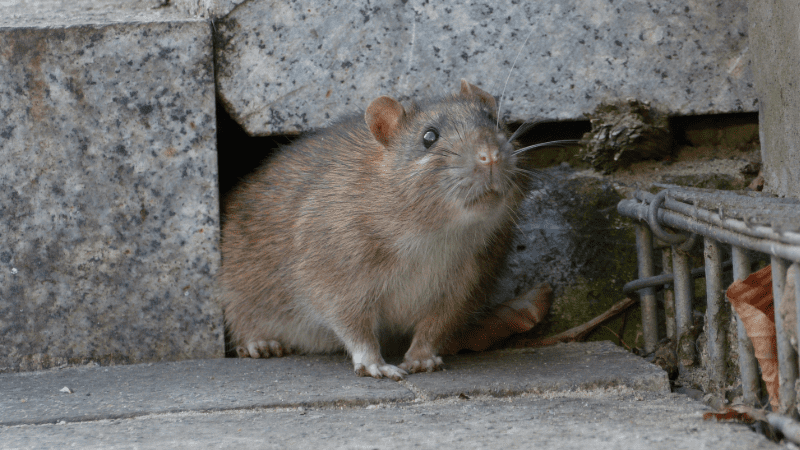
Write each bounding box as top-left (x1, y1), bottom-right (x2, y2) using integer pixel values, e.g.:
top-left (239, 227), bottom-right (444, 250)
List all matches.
top-left (477, 148), bottom-right (500, 166)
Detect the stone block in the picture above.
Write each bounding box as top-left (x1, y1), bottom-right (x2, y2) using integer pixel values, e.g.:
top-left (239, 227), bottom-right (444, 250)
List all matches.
top-left (747, 0), bottom-right (800, 199)
top-left (0, 357), bottom-right (414, 426)
top-left (216, 0), bottom-right (756, 136)
top-left (0, 5), bottom-right (223, 371)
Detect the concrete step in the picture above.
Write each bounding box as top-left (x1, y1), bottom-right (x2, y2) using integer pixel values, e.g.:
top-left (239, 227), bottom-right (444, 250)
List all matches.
top-left (0, 342), bottom-right (779, 449)
top-left (0, 342), bottom-right (666, 426)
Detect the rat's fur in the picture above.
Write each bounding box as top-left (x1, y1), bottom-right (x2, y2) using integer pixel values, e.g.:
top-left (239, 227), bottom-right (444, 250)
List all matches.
top-left (219, 81), bottom-right (528, 379)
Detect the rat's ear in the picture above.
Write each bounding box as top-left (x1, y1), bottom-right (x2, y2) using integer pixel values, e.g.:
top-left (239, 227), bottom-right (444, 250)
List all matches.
top-left (365, 96), bottom-right (406, 147)
top-left (460, 79), bottom-right (497, 113)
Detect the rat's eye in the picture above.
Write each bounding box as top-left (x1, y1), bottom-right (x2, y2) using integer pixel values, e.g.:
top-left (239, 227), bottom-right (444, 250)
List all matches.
top-left (422, 129), bottom-right (439, 149)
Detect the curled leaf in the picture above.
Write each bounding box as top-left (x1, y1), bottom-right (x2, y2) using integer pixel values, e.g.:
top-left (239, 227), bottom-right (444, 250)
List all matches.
top-left (726, 265), bottom-right (778, 409)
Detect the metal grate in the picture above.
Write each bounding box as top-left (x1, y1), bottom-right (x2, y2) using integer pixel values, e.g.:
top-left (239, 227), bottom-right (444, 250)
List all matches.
top-left (617, 185), bottom-right (800, 418)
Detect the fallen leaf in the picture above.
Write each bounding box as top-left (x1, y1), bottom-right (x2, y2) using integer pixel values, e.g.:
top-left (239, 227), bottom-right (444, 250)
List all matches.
top-left (726, 265), bottom-right (778, 409)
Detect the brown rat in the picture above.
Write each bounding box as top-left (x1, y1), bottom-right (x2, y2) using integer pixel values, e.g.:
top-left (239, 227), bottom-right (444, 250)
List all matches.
top-left (219, 80), bottom-right (529, 380)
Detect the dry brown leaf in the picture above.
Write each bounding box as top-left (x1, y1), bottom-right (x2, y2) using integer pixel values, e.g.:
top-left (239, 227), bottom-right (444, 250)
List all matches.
top-left (703, 407), bottom-right (757, 424)
top-left (726, 265), bottom-right (778, 409)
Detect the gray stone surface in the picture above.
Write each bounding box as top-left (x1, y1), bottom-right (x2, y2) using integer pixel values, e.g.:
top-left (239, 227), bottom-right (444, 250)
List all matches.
top-left (0, 356), bottom-right (413, 426)
top-left (0, 0), bottom-right (245, 23)
top-left (0, 7), bottom-right (223, 371)
top-left (216, 0), bottom-right (756, 136)
top-left (0, 344), bottom-right (779, 449)
top-left (408, 342), bottom-right (670, 398)
top-left (0, 0), bottom-right (193, 27)
top-left (0, 342), bottom-right (667, 427)
top-left (747, 1), bottom-right (800, 199)
top-left (0, 393), bottom-right (779, 449)
top-left (172, 0), bottom-right (247, 18)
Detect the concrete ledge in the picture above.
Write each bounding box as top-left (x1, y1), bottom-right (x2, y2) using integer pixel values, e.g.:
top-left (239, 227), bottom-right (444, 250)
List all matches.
top-left (1, 395), bottom-right (778, 450)
top-left (0, 343), bottom-right (779, 449)
top-left (406, 341), bottom-right (670, 398)
top-left (0, 356), bottom-right (414, 426)
top-left (1, 342), bottom-right (666, 426)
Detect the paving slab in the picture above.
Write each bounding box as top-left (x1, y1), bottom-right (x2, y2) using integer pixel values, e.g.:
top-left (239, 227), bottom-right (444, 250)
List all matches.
top-left (216, 0), bottom-right (755, 136)
top-left (0, 341), bottom-right (669, 428)
top-left (0, 393), bottom-right (780, 449)
top-left (408, 341), bottom-right (670, 398)
top-left (0, 2), bottom-right (223, 372)
top-left (0, 356), bottom-right (414, 426)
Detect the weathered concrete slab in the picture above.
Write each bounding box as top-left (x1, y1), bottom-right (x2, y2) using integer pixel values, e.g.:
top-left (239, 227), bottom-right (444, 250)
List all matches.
top-left (0, 5), bottom-right (223, 371)
top-left (0, 356), bottom-right (414, 426)
top-left (407, 342), bottom-right (670, 398)
top-left (747, 1), bottom-right (800, 199)
top-left (0, 394), bottom-right (779, 450)
top-left (0, 342), bottom-right (666, 426)
top-left (216, 0), bottom-right (755, 136)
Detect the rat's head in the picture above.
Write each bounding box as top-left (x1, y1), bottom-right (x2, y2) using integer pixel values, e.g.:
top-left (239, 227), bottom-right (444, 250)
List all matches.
top-left (365, 80), bottom-right (525, 224)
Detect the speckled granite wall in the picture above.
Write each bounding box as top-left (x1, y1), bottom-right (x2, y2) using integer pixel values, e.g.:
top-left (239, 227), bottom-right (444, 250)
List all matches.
top-left (747, 0), bottom-right (800, 199)
top-left (0, 18), bottom-right (224, 371)
top-left (216, 0), bottom-right (755, 136)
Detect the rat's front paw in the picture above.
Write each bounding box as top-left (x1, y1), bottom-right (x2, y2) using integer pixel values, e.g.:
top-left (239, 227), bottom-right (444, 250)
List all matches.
top-left (354, 363), bottom-right (407, 381)
top-left (399, 355), bottom-right (444, 373)
top-left (236, 340), bottom-right (286, 358)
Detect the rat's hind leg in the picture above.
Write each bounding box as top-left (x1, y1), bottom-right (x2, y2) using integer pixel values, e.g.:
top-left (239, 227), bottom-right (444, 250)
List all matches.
top-left (399, 300), bottom-right (474, 373)
top-left (221, 286), bottom-right (298, 359)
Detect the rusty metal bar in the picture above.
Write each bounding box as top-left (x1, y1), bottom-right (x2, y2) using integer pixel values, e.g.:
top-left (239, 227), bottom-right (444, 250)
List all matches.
top-left (772, 256), bottom-right (797, 416)
top-left (617, 199), bottom-right (800, 262)
top-left (619, 187), bottom-right (800, 415)
top-left (635, 223), bottom-right (658, 354)
top-left (662, 249), bottom-right (676, 342)
top-left (672, 246), bottom-right (693, 342)
top-left (731, 246), bottom-right (760, 406)
top-left (672, 245), bottom-right (694, 368)
top-left (794, 263), bottom-right (800, 390)
top-left (703, 238), bottom-right (727, 389)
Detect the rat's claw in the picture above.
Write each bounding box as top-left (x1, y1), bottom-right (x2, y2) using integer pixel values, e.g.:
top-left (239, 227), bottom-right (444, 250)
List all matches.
top-left (354, 363), bottom-right (407, 381)
top-left (399, 355), bottom-right (444, 373)
top-left (238, 340), bottom-right (285, 358)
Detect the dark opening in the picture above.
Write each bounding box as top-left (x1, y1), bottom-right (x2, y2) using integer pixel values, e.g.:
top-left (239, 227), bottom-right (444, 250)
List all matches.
top-left (215, 99), bottom-right (300, 219)
top-left (669, 112), bottom-right (760, 149)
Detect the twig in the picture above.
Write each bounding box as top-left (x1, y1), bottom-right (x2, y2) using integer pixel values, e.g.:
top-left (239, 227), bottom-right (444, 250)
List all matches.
top-left (601, 325), bottom-right (632, 351)
top-left (514, 296), bottom-right (638, 348)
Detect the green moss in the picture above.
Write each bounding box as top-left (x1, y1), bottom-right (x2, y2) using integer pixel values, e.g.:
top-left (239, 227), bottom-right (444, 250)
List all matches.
top-left (541, 186), bottom-right (642, 348)
top-left (541, 214), bottom-right (642, 348)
